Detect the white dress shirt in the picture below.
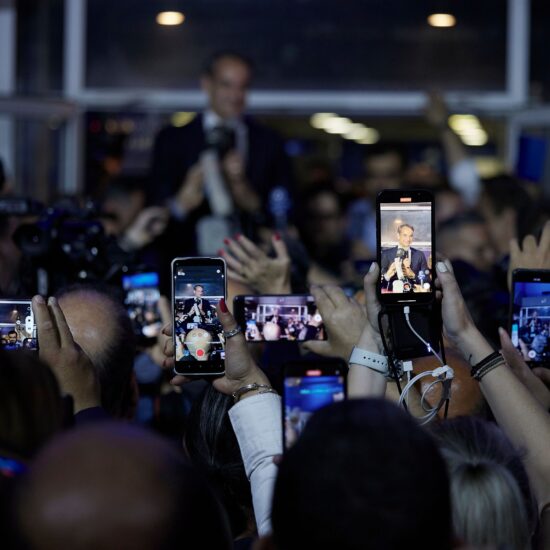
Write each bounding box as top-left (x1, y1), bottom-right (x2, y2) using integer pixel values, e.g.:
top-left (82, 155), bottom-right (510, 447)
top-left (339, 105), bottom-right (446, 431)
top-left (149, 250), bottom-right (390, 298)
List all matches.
top-left (229, 392), bottom-right (282, 536)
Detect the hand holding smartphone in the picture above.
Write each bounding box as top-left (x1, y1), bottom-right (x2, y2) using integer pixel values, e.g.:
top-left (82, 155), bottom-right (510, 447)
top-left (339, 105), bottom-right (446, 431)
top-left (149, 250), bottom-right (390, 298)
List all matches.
top-left (172, 257), bottom-right (226, 376)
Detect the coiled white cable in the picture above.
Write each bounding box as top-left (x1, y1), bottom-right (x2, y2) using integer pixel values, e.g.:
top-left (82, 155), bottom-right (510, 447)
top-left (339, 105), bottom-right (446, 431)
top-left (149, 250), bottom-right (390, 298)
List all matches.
top-left (398, 307), bottom-right (454, 425)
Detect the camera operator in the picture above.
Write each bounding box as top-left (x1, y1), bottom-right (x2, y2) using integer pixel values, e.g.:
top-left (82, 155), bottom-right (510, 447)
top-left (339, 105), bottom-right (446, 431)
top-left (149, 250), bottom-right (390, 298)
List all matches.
top-left (149, 51), bottom-right (291, 255)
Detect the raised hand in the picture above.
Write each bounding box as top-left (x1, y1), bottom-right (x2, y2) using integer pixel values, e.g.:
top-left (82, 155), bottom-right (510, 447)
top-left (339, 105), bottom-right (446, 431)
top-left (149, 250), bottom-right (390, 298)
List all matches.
top-left (32, 295), bottom-right (100, 413)
top-left (508, 220), bottom-right (550, 289)
top-left (302, 285), bottom-right (367, 360)
top-left (222, 233), bottom-right (291, 294)
top-left (162, 299), bottom-right (271, 399)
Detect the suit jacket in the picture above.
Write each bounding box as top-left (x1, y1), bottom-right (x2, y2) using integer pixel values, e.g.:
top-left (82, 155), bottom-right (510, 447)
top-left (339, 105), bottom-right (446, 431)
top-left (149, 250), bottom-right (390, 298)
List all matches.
top-left (380, 246), bottom-right (428, 287)
top-left (182, 297), bottom-right (213, 320)
top-left (148, 114), bottom-right (291, 207)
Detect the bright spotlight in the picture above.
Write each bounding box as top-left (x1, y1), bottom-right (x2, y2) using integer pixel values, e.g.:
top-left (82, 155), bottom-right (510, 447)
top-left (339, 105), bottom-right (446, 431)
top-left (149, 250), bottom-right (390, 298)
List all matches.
top-left (427, 13), bottom-right (456, 28)
top-left (156, 11), bottom-right (185, 26)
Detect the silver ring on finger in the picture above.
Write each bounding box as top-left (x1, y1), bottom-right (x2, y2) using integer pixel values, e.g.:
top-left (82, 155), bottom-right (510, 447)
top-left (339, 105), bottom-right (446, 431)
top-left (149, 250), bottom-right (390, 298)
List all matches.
top-left (223, 326), bottom-right (242, 339)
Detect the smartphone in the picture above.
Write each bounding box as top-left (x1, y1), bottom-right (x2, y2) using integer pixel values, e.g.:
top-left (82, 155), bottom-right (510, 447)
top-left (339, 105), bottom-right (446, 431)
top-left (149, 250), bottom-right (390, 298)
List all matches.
top-left (509, 269), bottom-right (550, 368)
top-left (283, 359), bottom-right (346, 450)
top-left (122, 271), bottom-right (161, 345)
top-left (172, 257), bottom-right (226, 376)
top-left (0, 300), bottom-right (37, 351)
top-left (376, 189), bottom-right (435, 306)
top-left (233, 294), bottom-right (326, 342)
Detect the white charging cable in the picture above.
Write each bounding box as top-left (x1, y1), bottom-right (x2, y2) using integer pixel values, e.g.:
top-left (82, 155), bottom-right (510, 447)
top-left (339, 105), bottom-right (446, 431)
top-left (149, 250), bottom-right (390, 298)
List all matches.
top-left (398, 306), bottom-right (454, 425)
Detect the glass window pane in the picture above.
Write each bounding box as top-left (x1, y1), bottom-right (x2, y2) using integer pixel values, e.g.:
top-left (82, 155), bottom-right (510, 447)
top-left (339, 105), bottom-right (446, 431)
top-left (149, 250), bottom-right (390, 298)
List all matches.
top-left (86, 0), bottom-right (507, 92)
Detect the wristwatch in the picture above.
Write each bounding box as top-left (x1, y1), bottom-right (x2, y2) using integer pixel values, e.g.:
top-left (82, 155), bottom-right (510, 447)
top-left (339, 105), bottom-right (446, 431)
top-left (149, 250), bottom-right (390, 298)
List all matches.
top-left (349, 346), bottom-right (389, 376)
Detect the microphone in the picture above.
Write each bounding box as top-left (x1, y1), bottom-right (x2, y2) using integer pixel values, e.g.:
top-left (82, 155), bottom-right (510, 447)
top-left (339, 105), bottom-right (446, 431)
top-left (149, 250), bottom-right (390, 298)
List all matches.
top-left (396, 248), bottom-right (407, 260)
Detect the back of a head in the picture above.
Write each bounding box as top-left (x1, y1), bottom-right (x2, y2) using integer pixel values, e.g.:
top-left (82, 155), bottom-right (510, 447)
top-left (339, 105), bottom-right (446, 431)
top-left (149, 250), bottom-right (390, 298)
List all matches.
top-left (184, 385), bottom-right (253, 539)
top-left (431, 416), bottom-right (536, 549)
top-left (272, 399), bottom-right (452, 550)
top-left (0, 351), bottom-right (64, 460)
top-left (203, 50), bottom-right (254, 77)
top-left (55, 284), bottom-right (136, 417)
top-left (15, 423), bottom-right (232, 550)
top-left (481, 175), bottom-right (540, 241)
top-left (437, 212), bottom-right (487, 259)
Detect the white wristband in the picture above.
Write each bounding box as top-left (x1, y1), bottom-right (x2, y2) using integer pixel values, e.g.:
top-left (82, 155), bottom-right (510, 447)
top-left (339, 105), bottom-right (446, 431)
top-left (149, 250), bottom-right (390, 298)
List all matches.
top-left (349, 346), bottom-right (389, 376)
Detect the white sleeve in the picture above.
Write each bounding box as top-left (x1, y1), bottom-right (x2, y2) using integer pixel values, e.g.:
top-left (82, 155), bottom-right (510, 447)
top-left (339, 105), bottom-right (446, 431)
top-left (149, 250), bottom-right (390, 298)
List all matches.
top-left (228, 392), bottom-right (282, 536)
top-left (448, 158), bottom-right (481, 207)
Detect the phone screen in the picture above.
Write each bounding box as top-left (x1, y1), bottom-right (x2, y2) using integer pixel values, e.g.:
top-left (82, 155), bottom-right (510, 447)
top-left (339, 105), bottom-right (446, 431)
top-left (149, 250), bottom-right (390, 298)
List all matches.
top-left (172, 258), bottom-right (226, 375)
top-left (235, 295), bottom-right (326, 342)
top-left (377, 190), bottom-right (434, 304)
top-left (0, 300), bottom-right (37, 351)
top-left (283, 361), bottom-right (346, 450)
top-left (122, 272), bottom-right (161, 342)
top-left (510, 269), bottom-right (550, 367)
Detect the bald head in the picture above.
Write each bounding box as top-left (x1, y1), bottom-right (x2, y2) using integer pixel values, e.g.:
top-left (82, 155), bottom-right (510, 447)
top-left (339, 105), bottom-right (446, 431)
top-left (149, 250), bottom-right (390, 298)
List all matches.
top-left (56, 286), bottom-right (136, 417)
top-left (58, 290), bottom-right (119, 363)
top-left (16, 423), bottom-right (231, 550)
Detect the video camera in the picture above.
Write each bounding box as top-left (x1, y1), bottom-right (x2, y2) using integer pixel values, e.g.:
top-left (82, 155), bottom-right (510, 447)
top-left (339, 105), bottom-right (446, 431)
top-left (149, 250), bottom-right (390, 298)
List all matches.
top-left (0, 197), bottom-right (130, 295)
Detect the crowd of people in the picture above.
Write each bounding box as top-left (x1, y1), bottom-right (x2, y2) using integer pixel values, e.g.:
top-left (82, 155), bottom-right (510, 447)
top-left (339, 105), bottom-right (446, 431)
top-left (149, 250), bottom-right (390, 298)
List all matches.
top-left (1, 51), bottom-right (550, 549)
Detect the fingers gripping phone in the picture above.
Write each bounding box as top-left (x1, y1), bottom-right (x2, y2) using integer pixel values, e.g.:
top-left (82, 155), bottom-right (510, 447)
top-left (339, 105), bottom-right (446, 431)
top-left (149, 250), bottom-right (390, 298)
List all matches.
top-left (233, 294), bottom-right (327, 342)
top-left (376, 189), bottom-right (435, 306)
top-left (0, 300), bottom-right (38, 351)
top-left (283, 360), bottom-right (346, 450)
top-left (172, 257), bottom-right (226, 376)
top-left (509, 269), bottom-right (550, 368)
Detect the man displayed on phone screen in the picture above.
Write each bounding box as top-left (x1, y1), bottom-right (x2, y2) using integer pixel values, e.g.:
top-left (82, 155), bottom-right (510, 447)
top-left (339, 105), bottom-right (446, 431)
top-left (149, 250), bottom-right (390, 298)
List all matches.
top-left (174, 266), bottom-right (225, 364)
top-left (0, 301), bottom-right (37, 351)
top-left (380, 203), bottom-right (432, 294)
top-left (181, 285), bottom-right (213, 324)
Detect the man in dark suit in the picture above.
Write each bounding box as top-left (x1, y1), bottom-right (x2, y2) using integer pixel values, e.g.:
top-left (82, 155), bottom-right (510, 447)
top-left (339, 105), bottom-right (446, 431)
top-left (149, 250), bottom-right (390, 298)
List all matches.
top-left (380, 224), bottom-right (429, 292)
top-left (181, 285), bottom-right (213, 323)
top-left (148, 51), bottom-right (291, 256)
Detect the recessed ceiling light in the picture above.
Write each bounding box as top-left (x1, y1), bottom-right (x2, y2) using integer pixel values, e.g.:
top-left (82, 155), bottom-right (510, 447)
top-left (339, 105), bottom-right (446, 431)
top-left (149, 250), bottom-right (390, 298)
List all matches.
top-left (324, 117), bottom-right (353, 134)
top-left (310, 113), bottom-right (337, 130)
top-left (156, 11), bottom-right (185, 26)
top-left (427, 13), bottom-right (456, 28)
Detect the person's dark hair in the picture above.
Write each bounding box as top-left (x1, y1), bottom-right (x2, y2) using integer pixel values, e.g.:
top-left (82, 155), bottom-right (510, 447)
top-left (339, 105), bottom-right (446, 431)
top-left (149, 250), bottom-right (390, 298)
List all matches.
top-left (363, 142), bottom-right (407, 168)
top-left (193, 284), bottom-right (204, 291)
top-left (272, 399), bottom-right (452, 550)
top-left (104, 175), bottom-right (147, 199)
top-left (481, 175), bottom-right (541, 241)
top-left (431, 416), bottom-right (537, 549)
top-left (298, 184), bottom-right (346, 215)
top-left (203, 51), bottom-right (254, 77)
top-left (184, 385), bottom-right (253, 539)
top-left (438, 211), bottom-right (485, 235)
top-left (397, 223), bottom-right (414, 234)
top-left (14, 423), bottom-right (232, 550)
top-left (55, 283), bottom-right (136, 417)
top-left (0, 351), bottom-right (64, 460)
